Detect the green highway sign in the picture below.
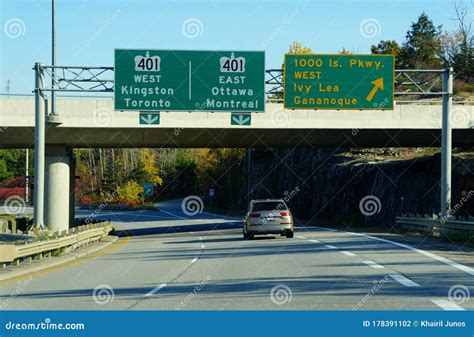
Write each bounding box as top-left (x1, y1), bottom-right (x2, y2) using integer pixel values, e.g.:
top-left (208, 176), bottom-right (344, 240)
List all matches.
top-left (231, 112), bottom-right (251, 126)
top-left (115, 49), bottom-right (265, 112)
top-left (284, 54), bottom-right (394, 110)
top-left (139, 112), bottom-right (160, 125)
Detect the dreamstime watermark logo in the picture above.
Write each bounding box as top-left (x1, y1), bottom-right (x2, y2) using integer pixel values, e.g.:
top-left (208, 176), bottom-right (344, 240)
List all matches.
top-left (270, 284), bottom-right (292, 305)
top-left (359, 18), bottom-right (381, 38)
top-left (92, 107), bottom-right (114, 127)
top-left (450, 107), bottom-right (470, 127)
top-left (175, 275), bottom-right (211, 310)
top-left (83, 190), bottom-right (120, 224)
top-left (448, 285), bottom-right (470, 305)
top-left (261, 186), bottom-right (299, 225)
top-left (4, 18), bottom-right (26, 38)
top-left (181, 195), bottom-right (204, 216)
top-left (440, 190), bottom-right (474, 223)
top-left (352, 275), bottom-right (389, 310)
top-left (271, 108), bottom-right (292, 127)
top-left (261, 9), bottom-right (300, 48)
top-left (84, 8), bottom-right (121, 48)
top-left (283, 186), bottom-right (300, 203)
top-left (92, 284), bottom-right (114, 305)
top-left (181, 18), bottom-right (204, 38)
top-left (0, 276), bottom-right (33, 309)
top-left (359, 195), bottom-right (381, 216)
top-left (4, 195), bottom-right (26, 215)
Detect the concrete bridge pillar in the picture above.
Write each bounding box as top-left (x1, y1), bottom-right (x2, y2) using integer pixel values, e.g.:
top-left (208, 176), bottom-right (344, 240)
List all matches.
top-left (68, 149), bottom-right (76, 229)
top-left (44, 146), bottom-right (70, 231)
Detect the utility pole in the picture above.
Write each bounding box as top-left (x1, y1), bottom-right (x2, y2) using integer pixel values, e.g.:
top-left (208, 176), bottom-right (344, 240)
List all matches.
top-left (5, 80), bottom-right (10, 97)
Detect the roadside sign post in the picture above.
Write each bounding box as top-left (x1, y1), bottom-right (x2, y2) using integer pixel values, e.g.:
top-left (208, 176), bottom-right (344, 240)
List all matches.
top-left (115, 49), bottom-right (265, 112)
top-left (284, 54), bottom-right (394, 110)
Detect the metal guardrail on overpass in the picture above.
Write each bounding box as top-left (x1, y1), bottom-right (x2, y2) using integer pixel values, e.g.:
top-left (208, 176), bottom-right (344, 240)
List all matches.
top-left (0, 223), bottom-right (113, 266)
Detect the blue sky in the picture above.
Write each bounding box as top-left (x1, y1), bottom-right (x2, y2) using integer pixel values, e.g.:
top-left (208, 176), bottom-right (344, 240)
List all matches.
top-left (0, 0), bottom-right (464, 94)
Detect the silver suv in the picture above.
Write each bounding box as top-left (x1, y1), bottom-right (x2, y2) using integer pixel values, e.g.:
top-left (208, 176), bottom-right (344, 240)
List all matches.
top-left (243, 199), bottom-right (294, 239)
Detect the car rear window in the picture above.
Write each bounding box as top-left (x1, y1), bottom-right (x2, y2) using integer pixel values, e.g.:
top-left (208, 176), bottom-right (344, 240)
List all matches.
top-left (252, 202), bottom-right (287, 212)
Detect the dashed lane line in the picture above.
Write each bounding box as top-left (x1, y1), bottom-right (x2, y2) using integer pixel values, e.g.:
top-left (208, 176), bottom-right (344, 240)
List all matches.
top-left (144, 283), bottom-right (167, 297)
top-left (341, 251), bottom-right (357, 257)
top-left (363, 260), bottom-right (385, 269)
top-left (389, 274), bottom-right (420, 287)
top-left (431, 299), bottom-right (465, 311)
top-left (310, 226), bottom-right (474, 276)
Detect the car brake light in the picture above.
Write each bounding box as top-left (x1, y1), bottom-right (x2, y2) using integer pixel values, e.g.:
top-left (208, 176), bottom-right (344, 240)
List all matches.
top-left (250, 213), bottom-right (260, 218)
top-left (280, 211), bottom-right (291, 216)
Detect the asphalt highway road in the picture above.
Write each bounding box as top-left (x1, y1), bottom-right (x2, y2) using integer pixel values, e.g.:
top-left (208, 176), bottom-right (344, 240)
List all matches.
top-left (1, 200), bottom-right (473, 310)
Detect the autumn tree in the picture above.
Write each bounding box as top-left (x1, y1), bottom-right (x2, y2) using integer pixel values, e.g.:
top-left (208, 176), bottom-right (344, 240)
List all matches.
top-left (288, 41), bottom-right (313, 55)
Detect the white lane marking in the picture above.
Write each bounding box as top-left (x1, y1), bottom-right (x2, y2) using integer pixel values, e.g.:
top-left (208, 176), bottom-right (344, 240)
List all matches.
top-left (296, 235), bottom-right (307, 239)
top-left (191, 257), bottom-right (198, 264)
top-left (325, 244), bottom-right (337, 249)
top-left (431, 299), bottom-right (465, 311)
top-left (313, 226), bottom-right (474, 276)
top-left (309, 239), bottom-right (320, 243)
top-left (389, 274), bottom-right (420, 287)
top-left (199, 237), bottom-right (203, 240)
top-left (363, 260), bottom-right (385, 269)
top-left (158, 209), bottom-right (189, 220)
top-left (341, 251), bottom-right (356, 257)
top-left (145, 283), bottom-right (167, 297)
top-left (201, 244), bottom-right (206, 249)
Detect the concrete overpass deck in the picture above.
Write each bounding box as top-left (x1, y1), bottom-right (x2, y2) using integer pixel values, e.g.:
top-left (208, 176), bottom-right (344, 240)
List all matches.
top-left (1, 98), bottom-right (473, 148)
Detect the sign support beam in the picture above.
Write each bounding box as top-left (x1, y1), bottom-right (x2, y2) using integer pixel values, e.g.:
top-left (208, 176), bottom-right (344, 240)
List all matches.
top-left (441, 67), bottom-right (453, 217)
top-left (33, 62), bottom-right (46, 229)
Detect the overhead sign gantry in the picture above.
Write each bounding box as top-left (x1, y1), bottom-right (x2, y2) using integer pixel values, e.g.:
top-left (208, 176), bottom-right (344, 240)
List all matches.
top-left (114, 49), bottom-right (265, 112)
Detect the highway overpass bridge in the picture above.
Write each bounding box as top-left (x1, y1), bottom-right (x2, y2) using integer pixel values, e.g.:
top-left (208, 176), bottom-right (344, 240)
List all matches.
top-left (1, 97), bottom-right (474, 148)
top-left (1, 97), bottom-right (473, 232)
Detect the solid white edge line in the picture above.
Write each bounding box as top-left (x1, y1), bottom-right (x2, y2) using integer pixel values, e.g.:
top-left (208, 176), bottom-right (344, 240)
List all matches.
top-left (325, 244), bottom-right (337, 249)
top-left (309, 239), bottom-right (320, 243)
top-left (389, 274), bottom-right (420, 287)
top-left (363, 260), bottom-right (385, 269)
top-left (158, 209), bottom-right (188, 220)
top-left (431, 299), bottom-right (465, 311)
top-left (341, 251), bottom-right (356, 257)
top-left (311, 226), bottom-right (474, 276)
top-left (145, 283), bottom-right (168, 297)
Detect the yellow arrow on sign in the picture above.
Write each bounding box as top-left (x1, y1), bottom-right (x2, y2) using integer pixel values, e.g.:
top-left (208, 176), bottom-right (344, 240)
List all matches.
top-left (366, 77), bottom-right (384, 102)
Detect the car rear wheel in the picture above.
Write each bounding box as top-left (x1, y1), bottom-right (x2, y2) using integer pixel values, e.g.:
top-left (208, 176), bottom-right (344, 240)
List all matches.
top-left (286, 231), bottom-right (294, 238)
